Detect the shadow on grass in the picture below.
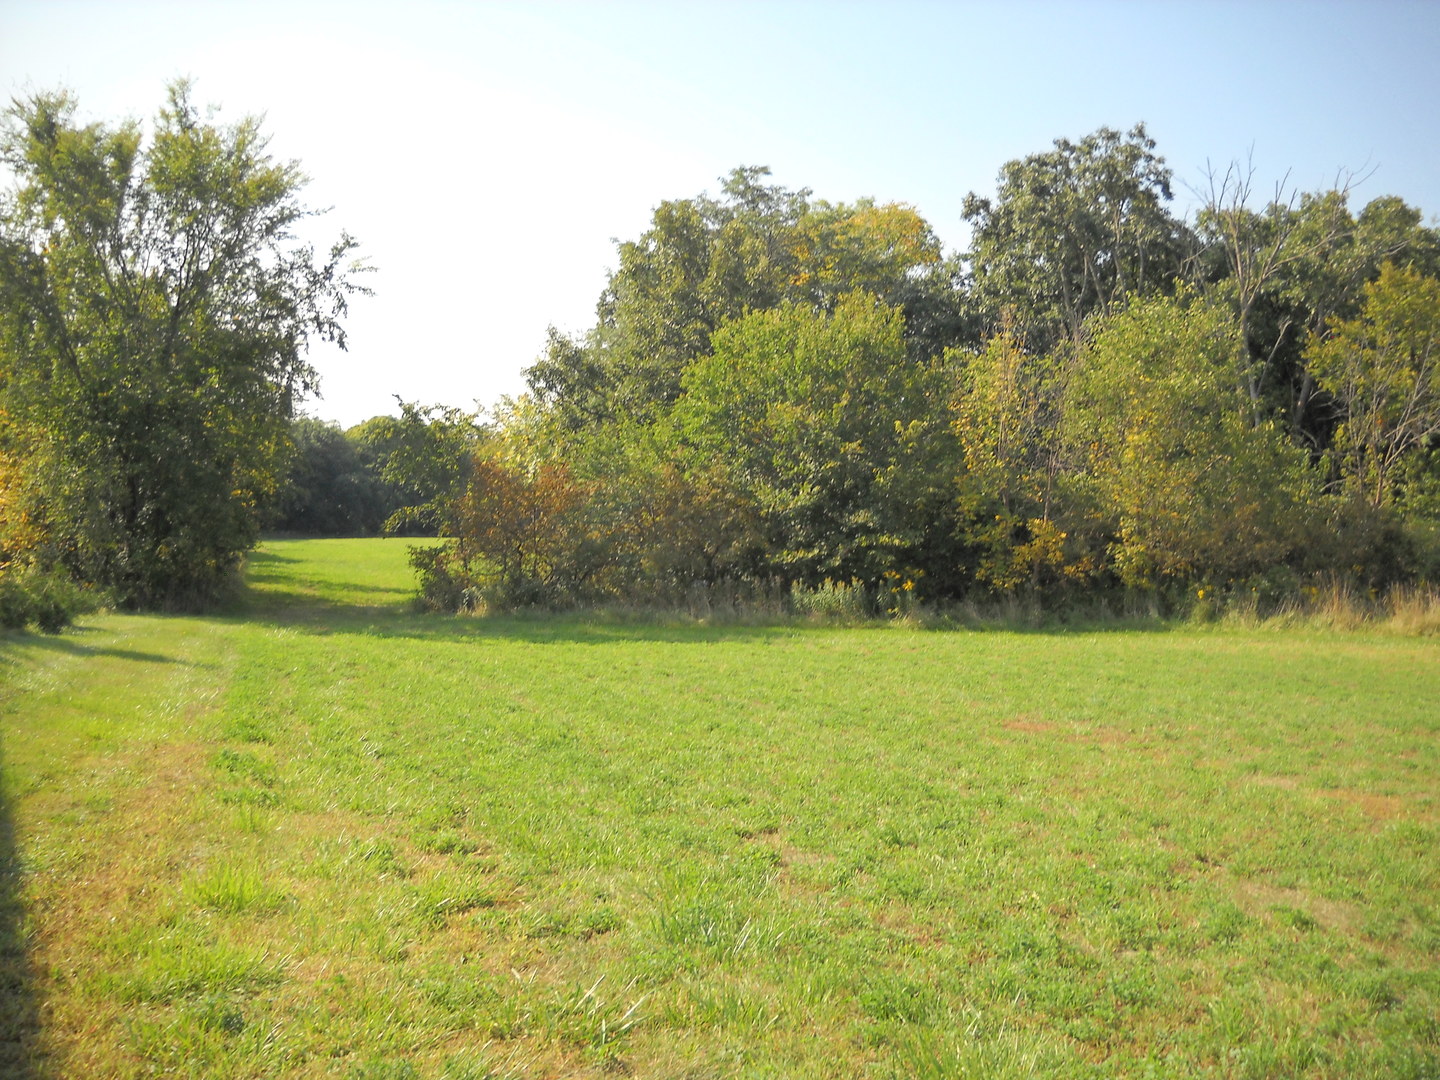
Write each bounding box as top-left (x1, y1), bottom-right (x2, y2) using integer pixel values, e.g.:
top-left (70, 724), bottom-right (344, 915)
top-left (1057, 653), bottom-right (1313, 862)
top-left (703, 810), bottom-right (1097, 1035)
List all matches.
top-left (0, 627), bottom-right (189, 666)
top-left (230, 606), bottom-right (799, 646)
top-left (243, 580), bottom-right (410, 599)
top-left (0, 743), bottom-right (39, 1077)
top-left (230, 593), bottom-right (1179, 647)
top-left (244, 549), bottom-right (301, 566)
top-left (229, 586), bottom-right (416, 626)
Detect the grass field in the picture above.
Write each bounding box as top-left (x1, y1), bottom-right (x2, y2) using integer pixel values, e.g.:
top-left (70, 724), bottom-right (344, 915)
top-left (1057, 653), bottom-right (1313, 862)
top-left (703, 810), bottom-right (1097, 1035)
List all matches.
top-left (1, 538), bottom-right (1437, 1078)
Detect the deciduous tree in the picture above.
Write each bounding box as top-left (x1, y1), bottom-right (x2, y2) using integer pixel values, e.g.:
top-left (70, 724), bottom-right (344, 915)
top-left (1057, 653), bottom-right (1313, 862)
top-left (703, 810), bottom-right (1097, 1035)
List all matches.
top-left (676, 292), bottom-right (948, 587)
top-left (358, 401), bottom-right (483, 535)
top-left (0, 82), bottom-right (367, 607)
top-left (963, 124), bottom-right (1190, 351)
top-left (528, 168), bottom-right (964, 428)
top-left (1306, 264), bottom-right (1440, 508)
top-left (1070, 293), bottom-right (1316, 586)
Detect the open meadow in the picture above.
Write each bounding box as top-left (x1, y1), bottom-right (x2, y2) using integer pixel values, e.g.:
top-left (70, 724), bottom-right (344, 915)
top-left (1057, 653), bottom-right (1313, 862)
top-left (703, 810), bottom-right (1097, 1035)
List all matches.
top-left (0, 538), bottom-right (1436, 1079)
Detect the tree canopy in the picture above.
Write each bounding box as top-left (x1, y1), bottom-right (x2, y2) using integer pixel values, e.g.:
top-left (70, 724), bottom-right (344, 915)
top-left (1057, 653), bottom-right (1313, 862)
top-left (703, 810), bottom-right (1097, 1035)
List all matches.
top-left (963, 124), bottom-right (1191, 351)
top-left (0, 82), bottom-right (367, 610)
top-left (525, 167), bottom-right (958, 430)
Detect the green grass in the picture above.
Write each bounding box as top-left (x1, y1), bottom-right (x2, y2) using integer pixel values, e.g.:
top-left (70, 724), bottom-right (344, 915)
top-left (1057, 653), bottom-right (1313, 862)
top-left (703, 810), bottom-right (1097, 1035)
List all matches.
top-left (1, 538), bottom-right (1437, 1078)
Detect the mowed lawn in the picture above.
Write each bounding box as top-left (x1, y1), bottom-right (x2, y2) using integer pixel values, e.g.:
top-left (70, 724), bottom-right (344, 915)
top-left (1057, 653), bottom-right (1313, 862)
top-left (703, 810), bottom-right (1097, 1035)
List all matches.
top-left (1, 540), bottom-right (1436, 1079)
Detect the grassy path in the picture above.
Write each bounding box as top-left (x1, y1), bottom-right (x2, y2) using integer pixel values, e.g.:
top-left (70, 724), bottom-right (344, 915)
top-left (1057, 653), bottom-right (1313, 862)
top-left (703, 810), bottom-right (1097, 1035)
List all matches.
top-left (1, 539), bottom-right (1437, 1078)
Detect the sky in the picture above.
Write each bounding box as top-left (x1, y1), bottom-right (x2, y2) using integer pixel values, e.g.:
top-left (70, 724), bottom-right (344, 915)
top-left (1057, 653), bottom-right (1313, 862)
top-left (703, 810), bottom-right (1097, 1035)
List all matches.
top-left (3, 0), bottom-right (1439, 427)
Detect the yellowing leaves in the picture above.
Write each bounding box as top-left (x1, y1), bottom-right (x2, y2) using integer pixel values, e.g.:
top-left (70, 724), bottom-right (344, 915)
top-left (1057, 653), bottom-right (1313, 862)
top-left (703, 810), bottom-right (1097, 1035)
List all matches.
top-left (1306, 263), bottom-right (1440, 507)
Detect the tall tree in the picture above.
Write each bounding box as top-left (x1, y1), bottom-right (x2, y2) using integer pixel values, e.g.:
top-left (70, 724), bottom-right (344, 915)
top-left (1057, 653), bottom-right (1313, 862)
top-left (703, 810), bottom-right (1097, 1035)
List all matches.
top-left (949, 327), bottom-right (1094, 592)
top-left (1196, 181), bottom-right (1440, 442)
top-left (963, 124), bottom-right (1190, 351)
top-left (269, 416), bottom-right (394, 536)
top-left (1069, 293), bottom-right (1316, 586)
top-left (356, 401), bottom-right (484, 535)
top-left (527, 168), bottom-right (961, 428)
top-left (0, 82), bottom-right (367, 607)
top-left (1196, 165), bottom-right (1358, 404)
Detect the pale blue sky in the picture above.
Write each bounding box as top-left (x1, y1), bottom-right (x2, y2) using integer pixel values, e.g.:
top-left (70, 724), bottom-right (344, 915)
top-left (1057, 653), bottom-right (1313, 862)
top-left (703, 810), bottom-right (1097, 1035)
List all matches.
top-left (3, 0), bottom-right (1438, 426)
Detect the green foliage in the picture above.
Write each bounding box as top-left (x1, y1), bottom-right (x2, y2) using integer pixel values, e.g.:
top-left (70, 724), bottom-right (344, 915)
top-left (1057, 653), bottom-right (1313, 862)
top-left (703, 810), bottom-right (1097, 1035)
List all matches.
top-left (0, 561), bottom-right (92, 632)
top-left (449, 453), bottom-right (600, 609)
top-left (563, 421), bottom-right (762, 600)
top-left (1196, 172), bottom-right (1439, 438)
top-left (359, 401), bottom-right (484, 536)
top-left (0, 82), bottom-right (367, 608)
top-left (1071, 293), bottom-right (1318, 586)
top-left (950, 329), bottom-right (1100, 594)
top-left (1307, 264), bottom-right (1440, 508)
top-left (526, 167), bottom-right (959, 427)
top-left (495, 139), bottom-right (1440, 610)
top-left (789, 578), bottom-right (874, 620)
top-left (407, 543), bottom-right (474, 613)
top-left (963, 124), bottom-right (1190, 349)
top-left (677, 292), bottom-right (951, 588)
top-left (268, 416), bottom-right (395, 536)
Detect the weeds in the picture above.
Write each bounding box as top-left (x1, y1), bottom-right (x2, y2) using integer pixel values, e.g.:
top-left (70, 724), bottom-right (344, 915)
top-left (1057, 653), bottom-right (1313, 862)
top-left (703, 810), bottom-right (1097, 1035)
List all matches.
top-left (445, 576), bottom-right (1440, 636)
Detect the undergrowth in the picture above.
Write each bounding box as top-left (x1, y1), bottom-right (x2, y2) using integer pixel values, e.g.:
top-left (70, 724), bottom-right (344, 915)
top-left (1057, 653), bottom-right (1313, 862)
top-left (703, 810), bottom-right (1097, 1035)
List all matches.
top-left (441, 575), bottom-right (1440, 636)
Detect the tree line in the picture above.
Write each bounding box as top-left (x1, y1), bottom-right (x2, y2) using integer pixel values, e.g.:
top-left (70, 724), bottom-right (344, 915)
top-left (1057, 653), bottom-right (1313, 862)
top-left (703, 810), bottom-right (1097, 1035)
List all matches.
top-left (396, 127), bottom-right (1440, 615)
top-left (2, 88), bottom-right (1437, 627)
top-left (264, 405), bottom-right (480, 539)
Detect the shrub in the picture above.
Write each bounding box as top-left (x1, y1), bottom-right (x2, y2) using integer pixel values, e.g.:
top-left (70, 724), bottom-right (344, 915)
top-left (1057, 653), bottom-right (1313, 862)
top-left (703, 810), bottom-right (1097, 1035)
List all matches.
top-left (0, 563), bottom-right (95, 633)
top-left (408, 545), bottom-right (477, 614)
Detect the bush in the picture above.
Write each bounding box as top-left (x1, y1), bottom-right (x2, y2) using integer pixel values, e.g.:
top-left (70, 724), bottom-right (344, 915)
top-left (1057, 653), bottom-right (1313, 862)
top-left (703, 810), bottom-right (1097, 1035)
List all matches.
top-left (0, 564), bottom-right (95, 633)
top-left (408, 546), bottom-right (477, 614)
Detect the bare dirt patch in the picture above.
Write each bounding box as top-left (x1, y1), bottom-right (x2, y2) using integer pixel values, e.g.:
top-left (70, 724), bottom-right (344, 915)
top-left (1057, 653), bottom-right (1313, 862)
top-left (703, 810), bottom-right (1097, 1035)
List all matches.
top-left (1248, 774), bottom-right (1301, 790)
top-left (1003, 716), bottom-right (1056, 735)
top-left (1230, 878), bottom-right (1363, 934)
top-left (1321, 787), bottom-right (1407, 821)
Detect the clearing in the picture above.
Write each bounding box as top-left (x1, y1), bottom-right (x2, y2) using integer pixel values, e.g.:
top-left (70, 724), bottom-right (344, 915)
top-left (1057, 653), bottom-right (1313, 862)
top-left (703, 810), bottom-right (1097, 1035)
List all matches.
top-left (0, 538), bottom-right (1436, 1078)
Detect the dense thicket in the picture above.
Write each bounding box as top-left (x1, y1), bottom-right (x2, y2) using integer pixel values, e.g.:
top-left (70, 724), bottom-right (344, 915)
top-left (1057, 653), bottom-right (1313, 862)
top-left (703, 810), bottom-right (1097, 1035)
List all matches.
top-left (0, 83), bottom-right (366, 620)
top-left (414, 138), bottom-right (1440, 614)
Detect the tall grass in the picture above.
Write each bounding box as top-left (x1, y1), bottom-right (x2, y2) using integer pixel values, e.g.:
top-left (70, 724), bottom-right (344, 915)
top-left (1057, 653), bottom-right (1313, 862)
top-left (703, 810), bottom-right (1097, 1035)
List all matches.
top-left (1211, 578), bottom-right (1440, 634)
top-left (436, 554), bottom-right (1440, 636)
top-left (543, 579), bottom-right (1440, 636)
